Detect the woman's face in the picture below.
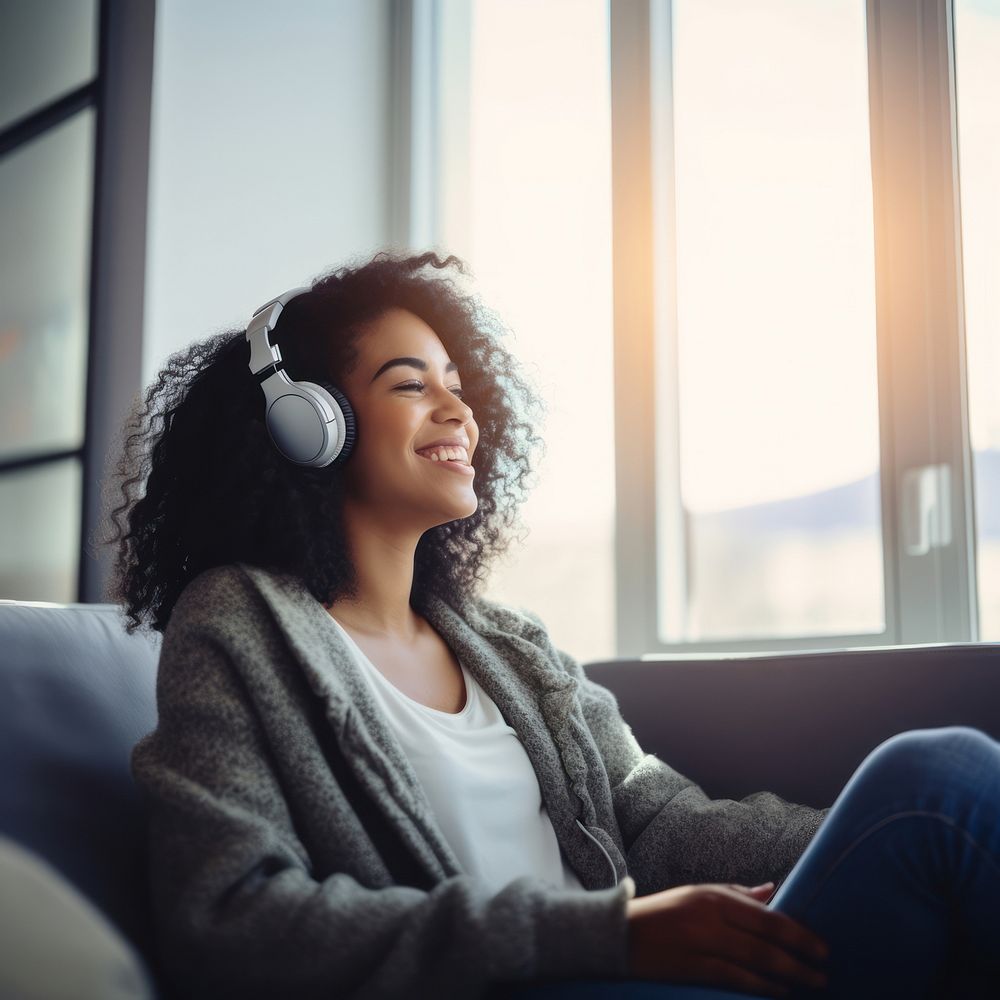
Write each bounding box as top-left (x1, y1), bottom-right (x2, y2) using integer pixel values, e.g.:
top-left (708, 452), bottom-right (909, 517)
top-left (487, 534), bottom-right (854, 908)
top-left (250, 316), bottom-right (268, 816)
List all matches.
top-left (336, 307), bottom-right (480, 530)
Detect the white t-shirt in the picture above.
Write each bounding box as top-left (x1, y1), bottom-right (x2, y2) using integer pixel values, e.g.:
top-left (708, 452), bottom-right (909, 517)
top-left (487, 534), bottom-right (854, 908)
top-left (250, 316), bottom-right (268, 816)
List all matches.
top-left (327, 615), bottom-right (586, 895)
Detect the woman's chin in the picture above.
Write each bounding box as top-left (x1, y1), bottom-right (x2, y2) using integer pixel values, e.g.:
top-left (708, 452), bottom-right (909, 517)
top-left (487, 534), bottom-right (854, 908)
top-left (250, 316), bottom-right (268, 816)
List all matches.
top-left (434, 493), bottom-right (478, 525)
top-left (451, 495), bottom-right (479, 520)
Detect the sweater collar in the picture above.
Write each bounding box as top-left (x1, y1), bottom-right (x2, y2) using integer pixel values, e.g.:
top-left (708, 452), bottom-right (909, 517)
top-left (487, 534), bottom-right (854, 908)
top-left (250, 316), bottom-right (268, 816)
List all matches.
top-left (238, 563), bottom-right (578, 715)
top-left (236, 564), bottom-right (602, 878)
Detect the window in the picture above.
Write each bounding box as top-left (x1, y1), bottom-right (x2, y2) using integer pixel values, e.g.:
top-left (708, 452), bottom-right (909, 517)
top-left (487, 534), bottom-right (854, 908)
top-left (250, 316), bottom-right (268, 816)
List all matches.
top-left (0, 2), bottom-right (98, 601)
top-left (653, 0), bottom-right (883, 643)
top-left (0, 2), bottom-right (96, 131)
top-left (0, 112), bottom-right (94, 464)
top-left (611, 0), bottom-right (976, 654)
top-left (416, 0), bottom-right (983, 656)
top-left (4, 0), bottom-right (986, 654)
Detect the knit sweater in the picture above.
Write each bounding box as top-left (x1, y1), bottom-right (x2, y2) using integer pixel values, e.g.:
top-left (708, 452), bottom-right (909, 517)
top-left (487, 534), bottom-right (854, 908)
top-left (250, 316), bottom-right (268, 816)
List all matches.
top-left (131, 563), bottom-right (827, 999)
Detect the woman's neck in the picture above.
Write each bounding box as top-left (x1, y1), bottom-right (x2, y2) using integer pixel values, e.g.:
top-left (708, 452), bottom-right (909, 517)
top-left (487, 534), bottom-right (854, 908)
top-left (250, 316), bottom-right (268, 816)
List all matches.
top-left (325, 505), bottom-right (424, 641)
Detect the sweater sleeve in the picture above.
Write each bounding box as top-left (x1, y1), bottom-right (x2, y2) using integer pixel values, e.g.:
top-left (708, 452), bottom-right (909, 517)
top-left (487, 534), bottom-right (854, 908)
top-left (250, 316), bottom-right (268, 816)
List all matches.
top-left (515, 611), bottom-right (828, 898)
top-left (132, 604), bottom-right (636, 1000)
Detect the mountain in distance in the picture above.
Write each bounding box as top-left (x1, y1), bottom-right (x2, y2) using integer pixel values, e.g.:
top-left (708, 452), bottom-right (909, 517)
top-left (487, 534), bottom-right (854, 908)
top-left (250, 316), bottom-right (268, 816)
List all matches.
top-left (697, 448), bottom-right (1000, 538)
top-left (967, 448), bottom-right (1000, 537)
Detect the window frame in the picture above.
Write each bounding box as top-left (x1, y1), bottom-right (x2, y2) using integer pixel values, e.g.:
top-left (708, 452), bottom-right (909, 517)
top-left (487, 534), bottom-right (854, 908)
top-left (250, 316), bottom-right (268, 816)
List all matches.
top-left (81, 0), bottom-right (156, 602)
top-left (390, 0), bottom-right (473, 250)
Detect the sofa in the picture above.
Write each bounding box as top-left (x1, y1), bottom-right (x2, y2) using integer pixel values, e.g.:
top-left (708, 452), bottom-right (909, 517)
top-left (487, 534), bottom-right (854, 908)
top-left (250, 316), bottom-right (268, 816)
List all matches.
top-left (0, 601), bottom-right (160, 998)
top-left (2, 598), bottom-right (999, 997)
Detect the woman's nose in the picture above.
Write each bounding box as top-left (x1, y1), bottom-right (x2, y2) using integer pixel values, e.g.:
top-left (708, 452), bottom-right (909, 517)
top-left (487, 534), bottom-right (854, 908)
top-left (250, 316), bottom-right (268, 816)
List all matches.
top-left (433, 387), bottom-right (473, 422)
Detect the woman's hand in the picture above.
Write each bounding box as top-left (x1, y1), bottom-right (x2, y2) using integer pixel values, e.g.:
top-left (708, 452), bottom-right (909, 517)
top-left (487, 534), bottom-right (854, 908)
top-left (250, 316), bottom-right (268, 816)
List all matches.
top-left (625, 882), bottom-right (830, 997)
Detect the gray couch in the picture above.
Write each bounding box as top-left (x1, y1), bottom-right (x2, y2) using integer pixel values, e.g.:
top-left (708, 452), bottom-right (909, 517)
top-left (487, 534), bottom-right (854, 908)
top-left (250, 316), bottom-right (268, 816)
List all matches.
top-left (0, 603), bottom-right (159, 981)
top-left (586, 643), bottom-right (1000, 809)
top-left (2, 599), bottom-right (999, 995)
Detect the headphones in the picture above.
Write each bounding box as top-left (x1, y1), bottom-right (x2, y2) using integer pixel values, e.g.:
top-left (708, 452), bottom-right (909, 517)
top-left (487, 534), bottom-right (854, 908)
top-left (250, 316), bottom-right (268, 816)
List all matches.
top-left (245, 285), bottom-right (357, 468)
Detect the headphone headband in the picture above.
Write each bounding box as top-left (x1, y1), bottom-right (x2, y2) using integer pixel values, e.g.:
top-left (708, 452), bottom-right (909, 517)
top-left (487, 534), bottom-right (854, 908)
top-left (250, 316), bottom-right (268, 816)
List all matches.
top-left (245, 285), bottom-right (312, 377)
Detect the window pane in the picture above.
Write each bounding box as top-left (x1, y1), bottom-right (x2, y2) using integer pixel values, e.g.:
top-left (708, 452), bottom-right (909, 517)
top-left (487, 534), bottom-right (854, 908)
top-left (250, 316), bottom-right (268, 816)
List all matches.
top-left (0, 0), bottom-right (97, 131)
top-left (656, 0), bottom-right (884, 642)
top-left (0, 460), bottom-right (81, 602)
top-left (442, 0), bottom-right (615, 662)
top-left (0, 109), bottom-right (93, 462)
top-left (954, 0), bottom-right (1000, 639)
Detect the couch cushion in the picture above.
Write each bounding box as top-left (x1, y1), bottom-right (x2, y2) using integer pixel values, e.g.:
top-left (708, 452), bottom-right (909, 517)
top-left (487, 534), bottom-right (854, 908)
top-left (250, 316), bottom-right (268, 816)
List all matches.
top-left (0, 834), bottom-right (154, 1000)
top-left (0, 602), bottom-right (159, 955)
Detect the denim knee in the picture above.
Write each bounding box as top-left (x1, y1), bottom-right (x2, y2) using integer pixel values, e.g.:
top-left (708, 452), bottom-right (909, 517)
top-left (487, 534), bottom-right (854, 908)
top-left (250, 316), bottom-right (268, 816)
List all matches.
top-left (856, 725), bottom-right (995, 793)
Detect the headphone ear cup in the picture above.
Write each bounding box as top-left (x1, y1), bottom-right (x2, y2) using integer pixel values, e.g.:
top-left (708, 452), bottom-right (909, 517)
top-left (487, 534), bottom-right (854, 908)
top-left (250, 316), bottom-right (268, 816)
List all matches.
top-left (319, 382), bottom-right (357, 466)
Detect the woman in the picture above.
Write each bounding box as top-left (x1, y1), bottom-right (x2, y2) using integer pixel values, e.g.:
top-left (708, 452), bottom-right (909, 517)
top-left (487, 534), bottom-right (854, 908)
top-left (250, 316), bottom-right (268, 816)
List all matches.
top-left (113, 251), bottom-right (999, 999)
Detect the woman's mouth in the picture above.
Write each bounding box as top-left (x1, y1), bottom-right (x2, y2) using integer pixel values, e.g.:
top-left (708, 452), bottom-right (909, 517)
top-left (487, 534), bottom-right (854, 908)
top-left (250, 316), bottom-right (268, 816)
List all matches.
top-left (415, 445), bottom-right (475, 477)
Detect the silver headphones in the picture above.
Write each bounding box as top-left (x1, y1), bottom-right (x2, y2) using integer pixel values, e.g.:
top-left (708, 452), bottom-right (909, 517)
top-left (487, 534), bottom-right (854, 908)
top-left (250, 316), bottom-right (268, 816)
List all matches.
top-left (245, 285), bottom-right (357, 468)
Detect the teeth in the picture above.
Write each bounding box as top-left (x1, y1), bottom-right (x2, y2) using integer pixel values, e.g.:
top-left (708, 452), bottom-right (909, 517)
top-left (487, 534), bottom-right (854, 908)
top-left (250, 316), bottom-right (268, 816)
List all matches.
top-left (417, 445), bottom-right (469, 464)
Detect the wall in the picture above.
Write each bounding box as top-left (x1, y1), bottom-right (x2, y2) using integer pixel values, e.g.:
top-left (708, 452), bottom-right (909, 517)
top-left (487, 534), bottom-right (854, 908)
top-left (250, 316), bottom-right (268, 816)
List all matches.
top-left (143, 0), bottom-right (394, 383)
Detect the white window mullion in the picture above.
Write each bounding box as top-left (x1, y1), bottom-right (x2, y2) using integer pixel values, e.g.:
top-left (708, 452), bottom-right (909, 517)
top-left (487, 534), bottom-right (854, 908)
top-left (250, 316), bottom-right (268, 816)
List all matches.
top-left (649, 0), bottom-right (689, 646)
top-left (388, 0), bottom-right (416, 249)
top-left (867, 0), bottom-right (978, 642)
top-left (610, 0), bottom-right (659, 658)
top-left (390, 0), bottom-right (472, 253)
top-left (390, 0), bottom-right (438, 249)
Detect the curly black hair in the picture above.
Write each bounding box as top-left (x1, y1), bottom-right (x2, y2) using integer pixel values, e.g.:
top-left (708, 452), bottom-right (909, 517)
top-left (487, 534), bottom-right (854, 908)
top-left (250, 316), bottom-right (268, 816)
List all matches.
top-left (107, 250), bottom-right (546, 633)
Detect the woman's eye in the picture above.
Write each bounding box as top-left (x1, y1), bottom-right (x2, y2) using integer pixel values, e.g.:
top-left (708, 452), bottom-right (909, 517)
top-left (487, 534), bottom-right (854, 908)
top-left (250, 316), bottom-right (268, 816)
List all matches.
top-left (395, 381), bottom-right (465, 399)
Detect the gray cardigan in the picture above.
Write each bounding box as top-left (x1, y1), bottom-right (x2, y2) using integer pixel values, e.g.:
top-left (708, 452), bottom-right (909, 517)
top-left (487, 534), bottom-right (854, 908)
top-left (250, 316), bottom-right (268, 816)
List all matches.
top-left (131, 563), bottom-right (827, 999)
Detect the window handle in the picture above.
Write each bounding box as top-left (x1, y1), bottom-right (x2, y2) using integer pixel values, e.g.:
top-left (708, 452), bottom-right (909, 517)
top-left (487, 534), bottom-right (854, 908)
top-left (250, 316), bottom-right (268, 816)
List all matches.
top-left (902, 463), bottom-right (952, 556)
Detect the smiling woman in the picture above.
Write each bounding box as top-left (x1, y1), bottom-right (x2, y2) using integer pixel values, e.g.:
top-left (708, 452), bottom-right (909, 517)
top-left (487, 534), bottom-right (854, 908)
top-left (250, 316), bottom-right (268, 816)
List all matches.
top-left (109, 251), bottom-right (544, 635)
top-left (107, 249), bottom-right (1000, 1000)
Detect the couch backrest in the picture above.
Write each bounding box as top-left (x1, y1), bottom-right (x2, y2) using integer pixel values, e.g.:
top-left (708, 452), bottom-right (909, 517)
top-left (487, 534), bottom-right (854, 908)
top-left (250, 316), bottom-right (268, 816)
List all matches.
top-left (0, 601), bottom-right (160, 957)
top-left (587, 642), bottom-right (1000, 808)
top-left (6, 597), bottom-right (1000, 967)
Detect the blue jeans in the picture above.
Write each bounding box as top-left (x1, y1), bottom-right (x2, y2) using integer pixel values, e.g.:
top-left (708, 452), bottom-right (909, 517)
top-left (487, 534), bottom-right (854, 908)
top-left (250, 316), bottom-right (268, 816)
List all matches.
top-left (490, 727), bottom-right (1000, 999)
